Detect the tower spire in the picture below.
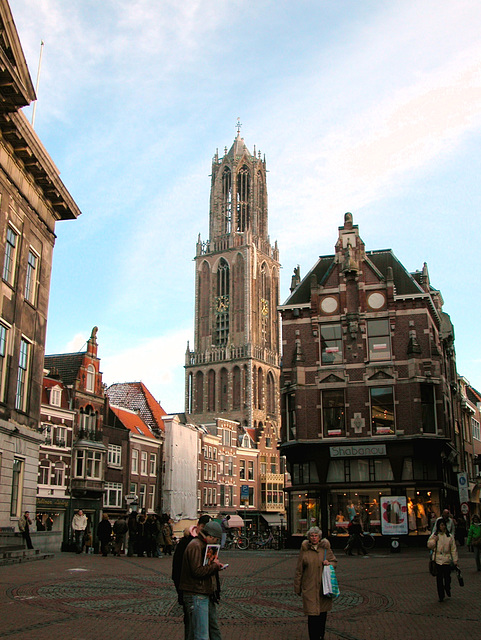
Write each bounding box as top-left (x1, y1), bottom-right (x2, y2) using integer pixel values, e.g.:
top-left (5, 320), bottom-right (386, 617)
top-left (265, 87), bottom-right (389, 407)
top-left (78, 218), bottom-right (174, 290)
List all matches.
top-left (236, 117), bottom-right (242, 136)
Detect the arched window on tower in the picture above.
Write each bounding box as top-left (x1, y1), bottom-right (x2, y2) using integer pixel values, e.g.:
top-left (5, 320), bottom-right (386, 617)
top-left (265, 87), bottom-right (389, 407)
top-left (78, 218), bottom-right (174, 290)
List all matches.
top-left (222, 168), bottom-right (232, 234)
top-left (233, 253), bottom-right (245, 333)
top-left (256, 171), bottom-right (266, 237)
top-left (195, 371), bottom-right (204, 413)
top-left (258, 368), bottom-right (264, 409)
top-left (260, 263), bottom-right (271, 347)
top-left (220, 368), bottom-right (228, 411)
top-left (253, 366), bottom-right (257, 411)
top-left (215, 259), bottom-right (230, 346)
top-left (267, 372), bottom-right (275, 415)
top-left (199, 261), bottom-right (211, 338)
top-left (236, 165), bottom-right (250, 231)
top-left (208, 370), bottom-right (216, 412)
top-left (187, 372), bottom-right (193, 414)
top-left (233, 366), bottom-right (241, 410)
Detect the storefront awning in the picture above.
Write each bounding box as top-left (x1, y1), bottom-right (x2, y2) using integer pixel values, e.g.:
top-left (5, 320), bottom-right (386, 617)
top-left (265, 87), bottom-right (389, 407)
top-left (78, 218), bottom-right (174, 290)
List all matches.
top-left (227, 515), bottom-right (244, 528)
top-left (260, 513), bottom-right (284, 527)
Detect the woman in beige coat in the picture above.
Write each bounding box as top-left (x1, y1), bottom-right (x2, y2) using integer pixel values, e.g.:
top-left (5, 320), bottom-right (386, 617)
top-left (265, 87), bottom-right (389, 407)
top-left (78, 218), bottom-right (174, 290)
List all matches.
top-left (427, 519), bottom-right (458, 602)
top-left (294, 526), bottom-right (337, 640)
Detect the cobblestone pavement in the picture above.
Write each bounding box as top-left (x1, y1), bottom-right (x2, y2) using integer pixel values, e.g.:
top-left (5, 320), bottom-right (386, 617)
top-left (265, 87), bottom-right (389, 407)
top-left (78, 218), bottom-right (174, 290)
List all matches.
top-left (0, 545), bottom-right (479, 639)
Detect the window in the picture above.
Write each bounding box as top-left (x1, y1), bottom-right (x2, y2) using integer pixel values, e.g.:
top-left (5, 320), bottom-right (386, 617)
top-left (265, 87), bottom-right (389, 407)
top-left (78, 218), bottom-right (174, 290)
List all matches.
top-left (0, 321), bottom-right (9, 403)
top-left (322, 389), bottom-right (345, 436)
top-left (227, 457), bottom-right (233, 476)
top-left (24, 249), bottom-right (38, 304)
top-left (108, 444), bottom-right (122, 467)
top-left (204, 463), bottom-right (208, 480)
top-left (10, 457), bottom-right (24, 516)
top-left (39, 459), bottom-right (50, 485)
top-left (421, 383), bottom-right (436, 433)
top-left (104, 482), bottom-right (122, 508)
top-left (370, 387), bottom-right (395, 434)
top-left (213, 464), bottom-right (217, 481)
top-left (75, 450), bottom-right (85, 477)
top-left (141, 451), bottom-right (148, 475)
top-left (367, 319), bottom-right (391, 361)
top-left (86, 365), bottom-right (95, 392)
top-left (130, 482), bottom-right (137, 495)
top-left (15, 338), bottom-right (31, 411)
top-left (270, 456), bottom-right (277, 474)
top-left (150, 453), bottom-right (157, 475)
top-left (3, 226), bottom-right (18, 285)
top-left (292, 461), bottom-right (319, 485)
top-left (139, 484), bottom-right (146, 508)
top-left (50, 386), bottom-right (62, 407)
top-left (321, 324), bottom-right (342, 365)
top-left (131, 450), bottom-right (139, 474)
top-left (55, 426), bottom-right (67, 447)
top-left (52, 462), bottom-right (65, 486)
top-left (260, 456), bottom-right (267, 475)
top-left (239, 459), bottom-right (246, 480)
top-left (149, 485), bottom-right (156, 511)
top-left (203, 487), bottom-right (207, 506)
top-left (220, 484), bottom-right (225, 506)
top-left (248, 486), bottom-right (254, 506)
top-left (266, 371), bottom-right (276, 414)
top-left (472, 418), bottom-right (481, 442)
top-left (85, 451), bottom-right (102, 478)
top-left (248, 460), bottom-right (254, 480)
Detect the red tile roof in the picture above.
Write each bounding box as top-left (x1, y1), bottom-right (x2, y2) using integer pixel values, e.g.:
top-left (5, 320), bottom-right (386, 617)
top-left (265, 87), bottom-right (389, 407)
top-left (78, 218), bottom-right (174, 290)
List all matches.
top-left (106, 382), bottom-right (166, 433)
top-left (109, 405), bottom-right (156, 439)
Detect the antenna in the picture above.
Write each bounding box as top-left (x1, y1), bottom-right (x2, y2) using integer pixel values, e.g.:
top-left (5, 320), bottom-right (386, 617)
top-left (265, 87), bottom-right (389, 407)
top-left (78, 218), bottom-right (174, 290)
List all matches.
top-left (31, 40), bottom-right (44, 128)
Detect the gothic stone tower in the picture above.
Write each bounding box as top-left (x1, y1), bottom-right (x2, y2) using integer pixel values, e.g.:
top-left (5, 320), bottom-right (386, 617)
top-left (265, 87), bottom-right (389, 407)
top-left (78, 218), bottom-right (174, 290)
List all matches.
top-left (185, 132), bottom-right (281, 443)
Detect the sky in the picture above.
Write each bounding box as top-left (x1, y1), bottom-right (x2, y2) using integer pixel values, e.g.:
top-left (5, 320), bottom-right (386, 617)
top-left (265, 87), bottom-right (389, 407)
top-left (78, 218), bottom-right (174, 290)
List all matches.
top-left (8, 0), bottom-right (481, 413)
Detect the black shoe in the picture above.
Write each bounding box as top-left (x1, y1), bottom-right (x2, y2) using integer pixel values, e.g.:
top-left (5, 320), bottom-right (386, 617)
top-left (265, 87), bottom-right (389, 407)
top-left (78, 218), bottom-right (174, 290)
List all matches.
top-left (446, 590), bottom-right (451, 598)
top-left (438, 598), bottom-right (444, 602)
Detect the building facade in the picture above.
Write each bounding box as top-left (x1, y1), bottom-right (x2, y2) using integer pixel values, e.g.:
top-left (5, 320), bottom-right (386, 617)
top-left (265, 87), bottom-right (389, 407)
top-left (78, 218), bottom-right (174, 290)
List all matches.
top-left (0, 0), bottom-right (80, 530)
top-left (280, 213), bottom-right (460, 540)
top-left (184, 130), bottom-right (284, 527)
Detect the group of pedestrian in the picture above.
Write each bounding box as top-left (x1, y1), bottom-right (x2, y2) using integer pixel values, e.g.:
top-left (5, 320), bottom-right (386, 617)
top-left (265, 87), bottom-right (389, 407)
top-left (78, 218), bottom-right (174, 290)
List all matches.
top-left (126, 511), bottom-right (174, 557)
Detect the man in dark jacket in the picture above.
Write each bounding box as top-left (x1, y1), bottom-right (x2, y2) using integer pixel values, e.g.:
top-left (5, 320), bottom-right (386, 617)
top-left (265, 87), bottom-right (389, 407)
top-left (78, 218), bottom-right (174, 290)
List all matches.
top-left (180, 520), bottom-right (224, 640)
top-left (172, 515), bottom-right (211, 640)
top-left (97, 513), bottom-right (112, 556)
top-left (113, 515), bottom-right (128, 556)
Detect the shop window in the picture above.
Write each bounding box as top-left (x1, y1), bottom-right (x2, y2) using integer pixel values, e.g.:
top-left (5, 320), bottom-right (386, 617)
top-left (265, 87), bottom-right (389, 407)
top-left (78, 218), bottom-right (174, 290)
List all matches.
top-left (291, 493), bottom-right (320, 535)
top-left (326, 459), bottom-right (345, 483)
top-left (370, 387), bottom-right (394, 434)
top-left (350, 459), bottom-right (370, 482)
top-left (367, 319), bottom-right (391, 361)
top-left (421, 383), bottom-right (436, 433)
top-left (373, 458), bottom-right (394, 481)
top-left (321, 324), bottom-right (342, 364)
top-left (322, 389), bottom-right (345, 436)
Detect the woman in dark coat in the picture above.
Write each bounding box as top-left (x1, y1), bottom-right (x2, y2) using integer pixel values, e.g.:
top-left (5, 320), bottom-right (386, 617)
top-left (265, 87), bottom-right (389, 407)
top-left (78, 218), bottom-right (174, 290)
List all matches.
top-left (97, 514), bottom-right (112, 556)
top-left (294, 526), bottom-right (337, 640)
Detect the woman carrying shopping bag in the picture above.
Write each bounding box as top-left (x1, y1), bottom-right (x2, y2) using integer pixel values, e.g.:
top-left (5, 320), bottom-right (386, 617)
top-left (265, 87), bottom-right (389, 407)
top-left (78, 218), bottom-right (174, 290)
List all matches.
top-left (427, 519), bottom-right (458, 602)
top-left (294, 526), bottom-right (337, 640)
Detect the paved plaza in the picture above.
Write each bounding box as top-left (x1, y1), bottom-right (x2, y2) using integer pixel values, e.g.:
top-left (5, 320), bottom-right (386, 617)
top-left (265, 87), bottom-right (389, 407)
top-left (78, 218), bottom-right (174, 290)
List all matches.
top-left (0, 545), bottom-right (479, 640)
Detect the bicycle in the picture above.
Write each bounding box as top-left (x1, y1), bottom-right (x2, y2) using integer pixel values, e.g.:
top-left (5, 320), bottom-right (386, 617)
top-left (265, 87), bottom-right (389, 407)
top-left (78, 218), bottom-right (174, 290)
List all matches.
top-left (224, 532), bottom-right (249, 550)
top-left (249, 531), bottom-right (280, 550)
top-left (361, 532), bottom-right (375, 550)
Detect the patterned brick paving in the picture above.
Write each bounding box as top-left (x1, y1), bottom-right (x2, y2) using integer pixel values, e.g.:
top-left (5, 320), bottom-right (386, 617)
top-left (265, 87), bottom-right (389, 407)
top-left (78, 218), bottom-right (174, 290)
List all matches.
top-left (0, 546), bottom-right (479, 639)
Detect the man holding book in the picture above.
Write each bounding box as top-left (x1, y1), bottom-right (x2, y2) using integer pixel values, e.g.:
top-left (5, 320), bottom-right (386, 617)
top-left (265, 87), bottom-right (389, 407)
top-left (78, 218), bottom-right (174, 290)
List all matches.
top-left (180, 520), bottom-right (225, 640)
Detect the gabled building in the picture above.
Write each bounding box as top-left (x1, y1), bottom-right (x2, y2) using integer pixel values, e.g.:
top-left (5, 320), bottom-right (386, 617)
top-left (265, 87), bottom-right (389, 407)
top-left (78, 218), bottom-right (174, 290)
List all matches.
top-left (280, 213), bottom-right (460, 540)
top-left (44, 327), bottom-right (106, 544)
top-left (106, 404), bottom-right (162, 515)
top-left (0, 0), bottom-right (80, 530)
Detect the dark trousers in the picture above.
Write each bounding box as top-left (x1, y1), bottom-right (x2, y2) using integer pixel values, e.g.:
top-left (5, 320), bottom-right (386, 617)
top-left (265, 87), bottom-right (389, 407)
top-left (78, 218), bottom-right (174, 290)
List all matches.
top-left (307, 612), bottom-right (327, 640)
top-left (22, 531), bottom-right (33, 550)
top-left (74, 530), bottom-right (85, 553)
top-left (436, 564), bottom-right (452, 600)
top-left (99, 539), bottom-right (110, 556)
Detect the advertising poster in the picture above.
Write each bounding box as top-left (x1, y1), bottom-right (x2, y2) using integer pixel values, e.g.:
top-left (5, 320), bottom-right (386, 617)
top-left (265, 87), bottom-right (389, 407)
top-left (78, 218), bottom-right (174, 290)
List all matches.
top-left (380, 496), bottom-right (408, 535)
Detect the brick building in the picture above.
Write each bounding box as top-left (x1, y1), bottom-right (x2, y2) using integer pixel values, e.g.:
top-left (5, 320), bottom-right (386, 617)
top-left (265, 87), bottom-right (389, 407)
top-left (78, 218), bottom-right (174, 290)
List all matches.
top-left (184, 130), bottom-right (284, 529)
top-left (0, 0), bottom-right (80, 530)
top-left (279, 213), bottom-right (460, 540)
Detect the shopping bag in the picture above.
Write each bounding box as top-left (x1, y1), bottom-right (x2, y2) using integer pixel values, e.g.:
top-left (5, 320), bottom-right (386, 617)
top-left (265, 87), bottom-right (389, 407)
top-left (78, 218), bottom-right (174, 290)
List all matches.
top-left (456, 567), bottom-right (464, 587)
top-left (428, 559), bottom-right (437, 576)
top-left (322, 565), bottom-right (340, 598)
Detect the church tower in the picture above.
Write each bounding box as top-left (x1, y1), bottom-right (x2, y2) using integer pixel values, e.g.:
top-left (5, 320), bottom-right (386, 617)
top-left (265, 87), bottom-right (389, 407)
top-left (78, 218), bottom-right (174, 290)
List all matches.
top-left (185, 127), bottom-right (281, 443)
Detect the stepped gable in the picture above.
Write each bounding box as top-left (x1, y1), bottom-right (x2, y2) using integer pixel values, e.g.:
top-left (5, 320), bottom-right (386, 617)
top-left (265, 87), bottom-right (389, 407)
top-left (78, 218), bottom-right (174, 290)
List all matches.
top-left (44, 353), bottom-right (85, 386)
top-left (106, 382), bottom-right (166, 433)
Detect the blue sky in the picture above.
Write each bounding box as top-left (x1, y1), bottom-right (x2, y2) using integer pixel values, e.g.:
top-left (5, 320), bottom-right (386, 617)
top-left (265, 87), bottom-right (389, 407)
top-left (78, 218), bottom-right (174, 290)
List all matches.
top-left (10, 0), bottom-right (481, 412)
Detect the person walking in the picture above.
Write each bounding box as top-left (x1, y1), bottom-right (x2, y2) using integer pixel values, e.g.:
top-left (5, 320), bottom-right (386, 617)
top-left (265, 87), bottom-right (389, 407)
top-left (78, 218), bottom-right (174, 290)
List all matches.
top-left (173, 514), bottom-right (211, 640)
top-left (162, 514), bottom-right (174, 555)
top-left (294, 526), bottom-right (337, 640)
top-left (427, 519), bottom-right (458, 602)
top-left (71, 509), bottom-right (87, 554)
top-left (18, 511), bottom-right (34, 549)
top-left (344, 515), bottom-right (367, 556)
top-left (466, 514), bottom-right (481, 571)
top-left (180, 520), bottom-right (224, 640)
top-left (432, 508), bottom-right (455, 536)
top-left (127, 511), bottom-right (138, 557)
top-left (220, 515), bottom-right (230, 548)
top-left (113, 515), bottom-right (128, 556)
top-left (97, 513), bottom-right (112, 556)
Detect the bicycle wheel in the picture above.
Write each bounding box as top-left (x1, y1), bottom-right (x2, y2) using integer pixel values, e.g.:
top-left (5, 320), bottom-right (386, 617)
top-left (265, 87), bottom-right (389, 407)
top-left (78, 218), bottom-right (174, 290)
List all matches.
top-left (236, 536), bottom-right (249, 550)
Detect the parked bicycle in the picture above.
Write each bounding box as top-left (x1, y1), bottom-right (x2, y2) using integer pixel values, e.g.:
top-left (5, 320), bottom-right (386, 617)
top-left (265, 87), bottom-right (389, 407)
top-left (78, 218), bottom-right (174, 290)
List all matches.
top-left (249, 530), bottom-right (280, 550)
top-left (361, 531), bottom-right (375, 550)
top-left (224, 532), bottom-right (249, 550)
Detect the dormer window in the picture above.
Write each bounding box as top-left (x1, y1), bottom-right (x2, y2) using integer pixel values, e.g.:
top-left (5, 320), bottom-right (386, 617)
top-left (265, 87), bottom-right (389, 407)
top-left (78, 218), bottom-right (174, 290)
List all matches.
top-left (86, 365), bottom-right (95, 392)
top-left (50, 386), bottom-right (62, 407)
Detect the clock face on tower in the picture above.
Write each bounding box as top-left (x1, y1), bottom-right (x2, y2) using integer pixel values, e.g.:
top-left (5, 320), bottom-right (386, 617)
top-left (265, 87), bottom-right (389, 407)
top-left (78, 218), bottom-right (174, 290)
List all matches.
top-left (215, 295), bottom-right (229, 313)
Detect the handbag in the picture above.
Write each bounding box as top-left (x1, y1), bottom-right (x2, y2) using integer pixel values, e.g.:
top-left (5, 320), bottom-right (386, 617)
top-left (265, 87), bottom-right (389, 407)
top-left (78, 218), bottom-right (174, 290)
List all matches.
top-left (322, 549), bottom-right (340, 598)
top-left (455, 567), bottom-right (464, 587)
top-left (428, 543), bottom-right (437, 577)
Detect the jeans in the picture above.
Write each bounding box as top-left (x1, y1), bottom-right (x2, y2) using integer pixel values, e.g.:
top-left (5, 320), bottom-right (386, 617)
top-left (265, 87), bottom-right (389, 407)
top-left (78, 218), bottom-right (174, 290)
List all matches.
top-left (74, 530), bottom-right (84, 553)
top-left (183, 593), bottom-right (222, 640)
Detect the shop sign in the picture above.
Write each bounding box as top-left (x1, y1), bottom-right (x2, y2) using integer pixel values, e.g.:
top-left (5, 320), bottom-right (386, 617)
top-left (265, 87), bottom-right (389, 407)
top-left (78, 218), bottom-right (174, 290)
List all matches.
top-left (380, 496), bottom-right (408, 535)
top-left (330, 444), bottom-right (386, 458)
top-left (36, 497), bottom-right (69, 509)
